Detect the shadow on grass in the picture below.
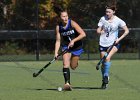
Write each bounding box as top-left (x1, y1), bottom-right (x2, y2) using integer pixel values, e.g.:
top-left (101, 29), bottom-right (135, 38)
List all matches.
top-left (72, 86), bottom-right (102, 90)
top-left (27, 88), bottom-right (58, 91)
top-left (39, 88), bottom-right (58, 91)
top-left (27, 86), bottom-right (102, 91)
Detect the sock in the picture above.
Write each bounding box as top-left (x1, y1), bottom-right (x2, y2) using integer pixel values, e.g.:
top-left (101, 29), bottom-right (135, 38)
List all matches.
top-left (101, 65), bottom-right (104, 79)
top-left (63, 68), bottom-right (70, 84)
top-left (103, 61), bottom-right (111, 77)
top-left (101, 61), bottom-right (105, 79)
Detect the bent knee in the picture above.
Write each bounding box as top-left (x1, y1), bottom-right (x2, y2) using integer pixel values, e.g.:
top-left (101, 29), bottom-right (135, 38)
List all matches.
top-left (70, 64), bottom-right (78, 70)
top-left (105, 57), bottom-right (110, 62)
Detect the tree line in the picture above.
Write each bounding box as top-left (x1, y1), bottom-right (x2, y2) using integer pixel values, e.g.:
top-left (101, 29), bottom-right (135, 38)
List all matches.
top-left (0, 0), bottom-right (139, 56)
top-left (0, 0), bottom-right (140, 30)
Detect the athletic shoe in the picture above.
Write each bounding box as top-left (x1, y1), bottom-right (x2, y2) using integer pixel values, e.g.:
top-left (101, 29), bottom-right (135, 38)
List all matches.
top-left (101, 82), bottom-right (108, 89)
top-left (101, 76), bottom-right (109, 89)
top-left (63, 83), bottom-right (72, 91)
top-left (103, 76), bottom-right (109, 84)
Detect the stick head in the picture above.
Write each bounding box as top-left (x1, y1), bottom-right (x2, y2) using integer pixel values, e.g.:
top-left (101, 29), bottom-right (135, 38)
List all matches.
top-left (33, 73), bottom-right (37, 77)
top-left (96, 65), bottom-right (100, 70)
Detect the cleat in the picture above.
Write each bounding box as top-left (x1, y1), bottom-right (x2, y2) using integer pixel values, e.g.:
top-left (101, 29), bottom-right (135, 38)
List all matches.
top-left (63, 83), bottom-right (72, 91)
top-left (101, 76), bottom-right (109, 89)
top-left (101, 83), bottom-right (108, 89)
top-left (103, 76), bottom-right (109, 84)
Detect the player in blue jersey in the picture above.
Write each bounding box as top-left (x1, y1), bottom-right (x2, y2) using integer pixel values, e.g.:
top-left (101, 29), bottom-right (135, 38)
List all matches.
top-left (97, 3), bottom-right (129, 89)
top-left (54, 8), bottom-right (86, 91)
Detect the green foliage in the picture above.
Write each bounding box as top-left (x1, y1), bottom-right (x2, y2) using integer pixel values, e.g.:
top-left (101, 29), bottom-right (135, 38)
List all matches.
top-left (0, 0), bottom-right (140, 56)
top-left (2, 0), bottom-right (12, 5)
top-left (0, 0), bottom-right (140, 29)
top-left (84, 39), bottom-right (99, 53)
top-left (0, 41), bottom-right (27, 55)
top-left (0, 41), bottom-right (17, 54)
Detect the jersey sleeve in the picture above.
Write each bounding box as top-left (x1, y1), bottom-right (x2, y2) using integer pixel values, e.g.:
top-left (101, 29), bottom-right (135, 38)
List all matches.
top-left (118, 18), bottom-right (126, 28)
top-left (98, 17), bottom-right (104, 27)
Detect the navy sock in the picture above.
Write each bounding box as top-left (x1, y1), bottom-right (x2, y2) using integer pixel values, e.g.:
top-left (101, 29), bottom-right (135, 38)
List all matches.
top-left (63, 68), bottom-right (70, 84)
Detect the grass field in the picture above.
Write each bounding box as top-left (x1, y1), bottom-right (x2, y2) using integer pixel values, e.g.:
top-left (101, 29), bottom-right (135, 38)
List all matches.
top-left (0, 60), bottom-right (140, 100)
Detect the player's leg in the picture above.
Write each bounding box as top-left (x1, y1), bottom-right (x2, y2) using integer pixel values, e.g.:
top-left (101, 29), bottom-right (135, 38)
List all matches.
top-left (62, 52), bottom-right (72, 91)
top-left (63, 48), bottom-right (83, 90)
top-left (100, 52), bottom-right (106, 78)
top-left (62, 52), bottom-right (71, 84)
top-left (70, 48), bottom-right (83, 70)
top-left (70, 55), bottom-right (79, 70)
top-left (104, 45), bottom-right (119, 77)
top-left (99, 45), bottom-right (108, 79)
top-left (102, 46), bottom-right (118, 89)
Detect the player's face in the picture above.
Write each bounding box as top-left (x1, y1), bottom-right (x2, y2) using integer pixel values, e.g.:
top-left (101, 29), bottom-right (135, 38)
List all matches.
top-left (106, 9), bottom-right (115, 19)
top-left (60, 11), bottom-right (69, 24)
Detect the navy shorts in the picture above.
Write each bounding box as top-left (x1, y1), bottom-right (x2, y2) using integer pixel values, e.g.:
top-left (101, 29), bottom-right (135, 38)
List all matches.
top-left (62, 46), bottom-right (84, 56)
top-left (99, 43), bottom-right (120, 52)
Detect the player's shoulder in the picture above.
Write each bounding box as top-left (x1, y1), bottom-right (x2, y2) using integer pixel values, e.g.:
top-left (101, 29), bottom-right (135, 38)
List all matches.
top-left (70, 19), bottom-right (76, 24)
top-left (100, 16), bottom-right (108, 21)
top-left (113, 16), bottom-right (126, 27)
top-left (56, 24), bottom-right (61, 32)
top-left (114, 16), bottom-right (124, 22)
top-left (100, 16), bottom-right (106, 20)
top-left (70, 19), bottom-right (79, 27)
top-left (56, 24), bottom-right (59, 29)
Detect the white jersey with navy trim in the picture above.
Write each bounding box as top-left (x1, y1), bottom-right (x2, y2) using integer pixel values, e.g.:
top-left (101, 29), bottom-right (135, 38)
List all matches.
top-left (98, 15), bottom-right (126, 47)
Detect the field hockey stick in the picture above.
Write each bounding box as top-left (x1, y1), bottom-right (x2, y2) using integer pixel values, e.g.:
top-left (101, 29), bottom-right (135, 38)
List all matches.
top-left (96, 41), bottom-right (116, 70)
top-left (33, 36), bottom-right (72, 77)
top-left (33, 49), bottom-right (69, 77)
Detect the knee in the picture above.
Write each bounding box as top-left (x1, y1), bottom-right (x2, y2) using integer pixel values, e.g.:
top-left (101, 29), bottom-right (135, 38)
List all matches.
top-left (63, 63), bottom-right (70, 68)
top-left (70, 63), bottom-right (78, 70)
top-left (105, 57), bottom-right (110, 62)
top-left (71, 67), bottom-right (76, 70)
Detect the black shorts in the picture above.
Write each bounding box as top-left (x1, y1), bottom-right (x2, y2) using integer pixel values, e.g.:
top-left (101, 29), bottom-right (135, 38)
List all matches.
top-left (99, 43), bottom-right (120, 52)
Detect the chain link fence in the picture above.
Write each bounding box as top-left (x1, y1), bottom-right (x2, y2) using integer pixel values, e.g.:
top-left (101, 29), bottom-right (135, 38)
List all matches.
top-left (0, 0), bottom-right (140, 61)
top-left (0, 28), bottom-right (140, 61)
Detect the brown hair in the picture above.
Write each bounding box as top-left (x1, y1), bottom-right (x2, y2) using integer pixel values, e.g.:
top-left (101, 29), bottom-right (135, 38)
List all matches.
top-left (106, 5), bottom-right (117, 11)
top-left (106, 0), bottom-right (117, 11)
top-left (52, 2), bottom-right (67, 16)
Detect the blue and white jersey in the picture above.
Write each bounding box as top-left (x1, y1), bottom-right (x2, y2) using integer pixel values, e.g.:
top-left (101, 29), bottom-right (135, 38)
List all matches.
top-left (98, 15), bottom-right (126, 47)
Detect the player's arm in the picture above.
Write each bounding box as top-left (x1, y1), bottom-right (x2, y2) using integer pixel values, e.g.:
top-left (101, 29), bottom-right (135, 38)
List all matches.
top-left (55, 25), bottom-right (61, 57)
top-left (97, 18), bottom-right (105, 34)
top-left (116, 25), bottom-right (129, 44)
top-left (97, 26), bottom-right (104, 34)
top-left (68, 20), bottom-right (86, 48)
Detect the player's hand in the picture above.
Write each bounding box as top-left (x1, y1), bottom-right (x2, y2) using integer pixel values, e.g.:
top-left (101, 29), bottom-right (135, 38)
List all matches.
top-left (68, 40), bottom-right (74, 48)
top-left (115, 39), bottom-right (120, 44)
top-left (54, 53), bottom-right (58, 59)
top-left (100, 30), bottom-right (105, 34)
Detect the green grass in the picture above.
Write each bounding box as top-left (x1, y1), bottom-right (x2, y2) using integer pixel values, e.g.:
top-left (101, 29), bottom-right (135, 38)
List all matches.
top-left (0, 60), bottom-right (140, 100)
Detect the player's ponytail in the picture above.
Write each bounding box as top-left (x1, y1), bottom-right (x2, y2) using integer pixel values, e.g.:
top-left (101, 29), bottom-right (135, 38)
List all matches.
top-left (52, 2), bottom-right (67, 16)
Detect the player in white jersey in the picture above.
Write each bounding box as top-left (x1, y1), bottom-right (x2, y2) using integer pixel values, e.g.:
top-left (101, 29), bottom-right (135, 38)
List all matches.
top-left (97, 4), bottom-right (129, 89)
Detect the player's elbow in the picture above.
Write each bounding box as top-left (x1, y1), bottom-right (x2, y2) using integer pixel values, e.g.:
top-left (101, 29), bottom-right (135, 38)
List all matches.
top-left (83, 32), bottom-right (86, 38)
top-left (81, 32), bottom-right (86, 39)
top-left (126, 29), bottom-right (129, 35)
top-left (123, 26), bottom-right (129, 36)
top-left (97, 28), bottom-right (101, 34)
top-left (124, 29), bottom-right (129, 36)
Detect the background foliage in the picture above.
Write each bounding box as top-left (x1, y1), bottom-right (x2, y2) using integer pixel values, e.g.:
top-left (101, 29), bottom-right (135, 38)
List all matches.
top-left (0, 0), bottom-right (140, 56)
top-left (0, 0), bottom-right (140, 30)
